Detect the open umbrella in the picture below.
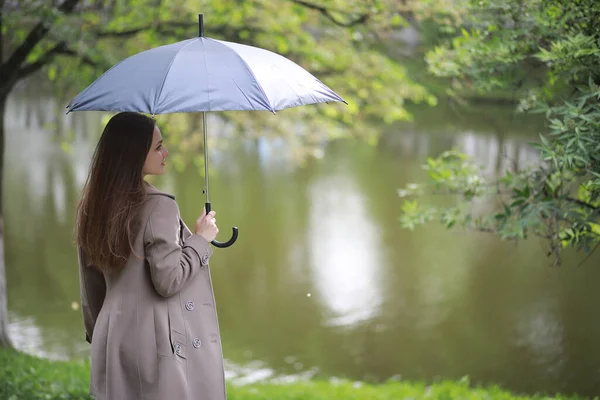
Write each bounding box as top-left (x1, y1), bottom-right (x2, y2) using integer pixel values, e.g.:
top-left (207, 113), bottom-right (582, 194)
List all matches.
top-left (67, 14), bottom-right (346, 248)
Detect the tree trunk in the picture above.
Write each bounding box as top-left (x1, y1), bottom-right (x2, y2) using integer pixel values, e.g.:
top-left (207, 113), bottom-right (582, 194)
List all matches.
top-left (0, 94), bottom-right (11, 348)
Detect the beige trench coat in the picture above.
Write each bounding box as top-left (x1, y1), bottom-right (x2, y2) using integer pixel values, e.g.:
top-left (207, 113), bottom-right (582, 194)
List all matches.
top-left (78, 183), bottom-right (227, 400)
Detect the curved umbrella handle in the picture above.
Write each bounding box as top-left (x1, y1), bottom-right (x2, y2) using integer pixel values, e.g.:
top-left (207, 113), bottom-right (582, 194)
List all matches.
top-left (205, 203), bottom-right (238, 248)
top-left (211, 227), bottom-right (239, 248)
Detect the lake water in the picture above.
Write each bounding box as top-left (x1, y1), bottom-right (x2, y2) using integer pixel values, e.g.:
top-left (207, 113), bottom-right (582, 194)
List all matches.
top-left (5, 80), bottom-right (600, 397)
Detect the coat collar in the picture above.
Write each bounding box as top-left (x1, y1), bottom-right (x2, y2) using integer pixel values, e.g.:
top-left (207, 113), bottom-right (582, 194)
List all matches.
top-left (144, 181), bottom-right (175, 199)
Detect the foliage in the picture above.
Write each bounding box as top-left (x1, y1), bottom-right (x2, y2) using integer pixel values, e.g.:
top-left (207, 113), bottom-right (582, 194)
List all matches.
top-left (1, 0), bottom-right (437, 166)
top-left (0, 348), bottom-right (590, 400)
top-left (398, 0), bottom-right (600, 265)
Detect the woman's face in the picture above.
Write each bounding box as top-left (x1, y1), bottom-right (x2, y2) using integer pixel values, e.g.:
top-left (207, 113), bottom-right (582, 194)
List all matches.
top-left (143, 125), bottom-right (168, 176)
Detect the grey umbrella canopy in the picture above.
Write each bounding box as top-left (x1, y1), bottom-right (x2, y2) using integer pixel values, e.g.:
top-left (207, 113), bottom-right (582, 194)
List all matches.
top-left (67, 14), bottom-right (347, 248)
top-left (66, 27), bottom-right (345, 114)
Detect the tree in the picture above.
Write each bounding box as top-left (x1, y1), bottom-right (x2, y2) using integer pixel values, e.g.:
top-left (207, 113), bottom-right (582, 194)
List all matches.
top-left (0, 0), bottom-right (436, 347)
top-left (398, 0), bottom-right (600, 266)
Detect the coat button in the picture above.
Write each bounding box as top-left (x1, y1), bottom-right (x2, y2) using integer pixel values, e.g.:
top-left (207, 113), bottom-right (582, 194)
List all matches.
top-left (201, 254), bottom-right (209, 265)
top-left (175, 343), bottom-right (182, 356)
top-left (193, 338), bottom-right (202, 348)
top-left (185, 301), bottom-right (195, 311)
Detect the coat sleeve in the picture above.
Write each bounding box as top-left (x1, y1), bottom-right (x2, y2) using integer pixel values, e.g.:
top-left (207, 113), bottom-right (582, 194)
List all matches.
top-left (144, 196), bottom-right (213, 297)
top-left (78, 247), bottom-right (106, 344)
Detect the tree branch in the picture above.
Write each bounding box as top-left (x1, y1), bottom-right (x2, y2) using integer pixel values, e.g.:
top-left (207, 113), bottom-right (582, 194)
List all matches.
top-left (0, 1), bottom-right (109, 13)
top-left (577, 241), bottom-right (600, 267)
top-left (0, 0), bottom-right (4, 68)
top-left (96, 21), bottom-right (197, 38)
top-left (1, 0), bottom-right (81, 95)
top-left (290, 0), bottom-right (370, 27)
top-left (15, 42), bottom-right (66, 80)
top-left (13, 18), bottom-right (264, 82)
top-left (566, 196), bottom-right (598, 210)
top-left (96, 22), bottom-right (266, 44)
top-left (54, 48), bottom-right (99, 69)
top-left (15, 42), bottom-right (99, 81)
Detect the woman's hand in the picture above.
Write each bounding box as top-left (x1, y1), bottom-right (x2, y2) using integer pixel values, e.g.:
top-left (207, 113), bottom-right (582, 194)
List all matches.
top-left (195, 208), bottom-right (219, 242)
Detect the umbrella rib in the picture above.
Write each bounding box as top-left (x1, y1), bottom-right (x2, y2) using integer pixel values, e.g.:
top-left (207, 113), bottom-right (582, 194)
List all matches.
top-left (231, 80), bottom-right (256, 109)
top-left (209, 38), bottom-right (275, 113)
top-left (153, 39), bottom-right (198, 114)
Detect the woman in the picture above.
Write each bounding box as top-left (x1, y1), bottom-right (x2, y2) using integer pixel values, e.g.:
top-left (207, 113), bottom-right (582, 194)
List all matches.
top-left (76, 112), bottom-right (227, 400)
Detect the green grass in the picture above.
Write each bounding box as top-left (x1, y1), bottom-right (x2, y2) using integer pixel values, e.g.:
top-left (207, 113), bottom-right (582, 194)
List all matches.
top-left (0, 347), bottom-right (591, 400)
top-left (0, 347), bottom-right (92, 399)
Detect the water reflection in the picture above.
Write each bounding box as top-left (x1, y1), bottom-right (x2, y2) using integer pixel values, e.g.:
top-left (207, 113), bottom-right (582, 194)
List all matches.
top-left (515, 299), bottom-right (564, 375)
top-left (308, 174), bottom-right (383, 327)
top-left (9, 312), bottom-right (57, 360)
top-left (457, 131), bottom-right (539, 174)
top-left (384, 104), bottom-right (542, 175)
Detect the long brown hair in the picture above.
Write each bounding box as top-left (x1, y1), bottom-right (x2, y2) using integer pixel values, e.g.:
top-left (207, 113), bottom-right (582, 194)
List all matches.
top-left (77, 112), bottom-right (155, 271)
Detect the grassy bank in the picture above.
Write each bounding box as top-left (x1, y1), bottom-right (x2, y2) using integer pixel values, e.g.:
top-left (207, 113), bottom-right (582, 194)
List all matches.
top-left (0, 347), bottom-right (588, 400)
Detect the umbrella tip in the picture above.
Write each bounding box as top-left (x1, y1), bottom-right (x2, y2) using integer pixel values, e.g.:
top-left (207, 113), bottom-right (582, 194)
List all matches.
top-left (198, 13), bottom-right (204, 37)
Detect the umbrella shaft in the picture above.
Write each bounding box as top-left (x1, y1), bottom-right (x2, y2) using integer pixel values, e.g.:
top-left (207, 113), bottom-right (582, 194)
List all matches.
top-left (203, 112), bottom-right (210, 203)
